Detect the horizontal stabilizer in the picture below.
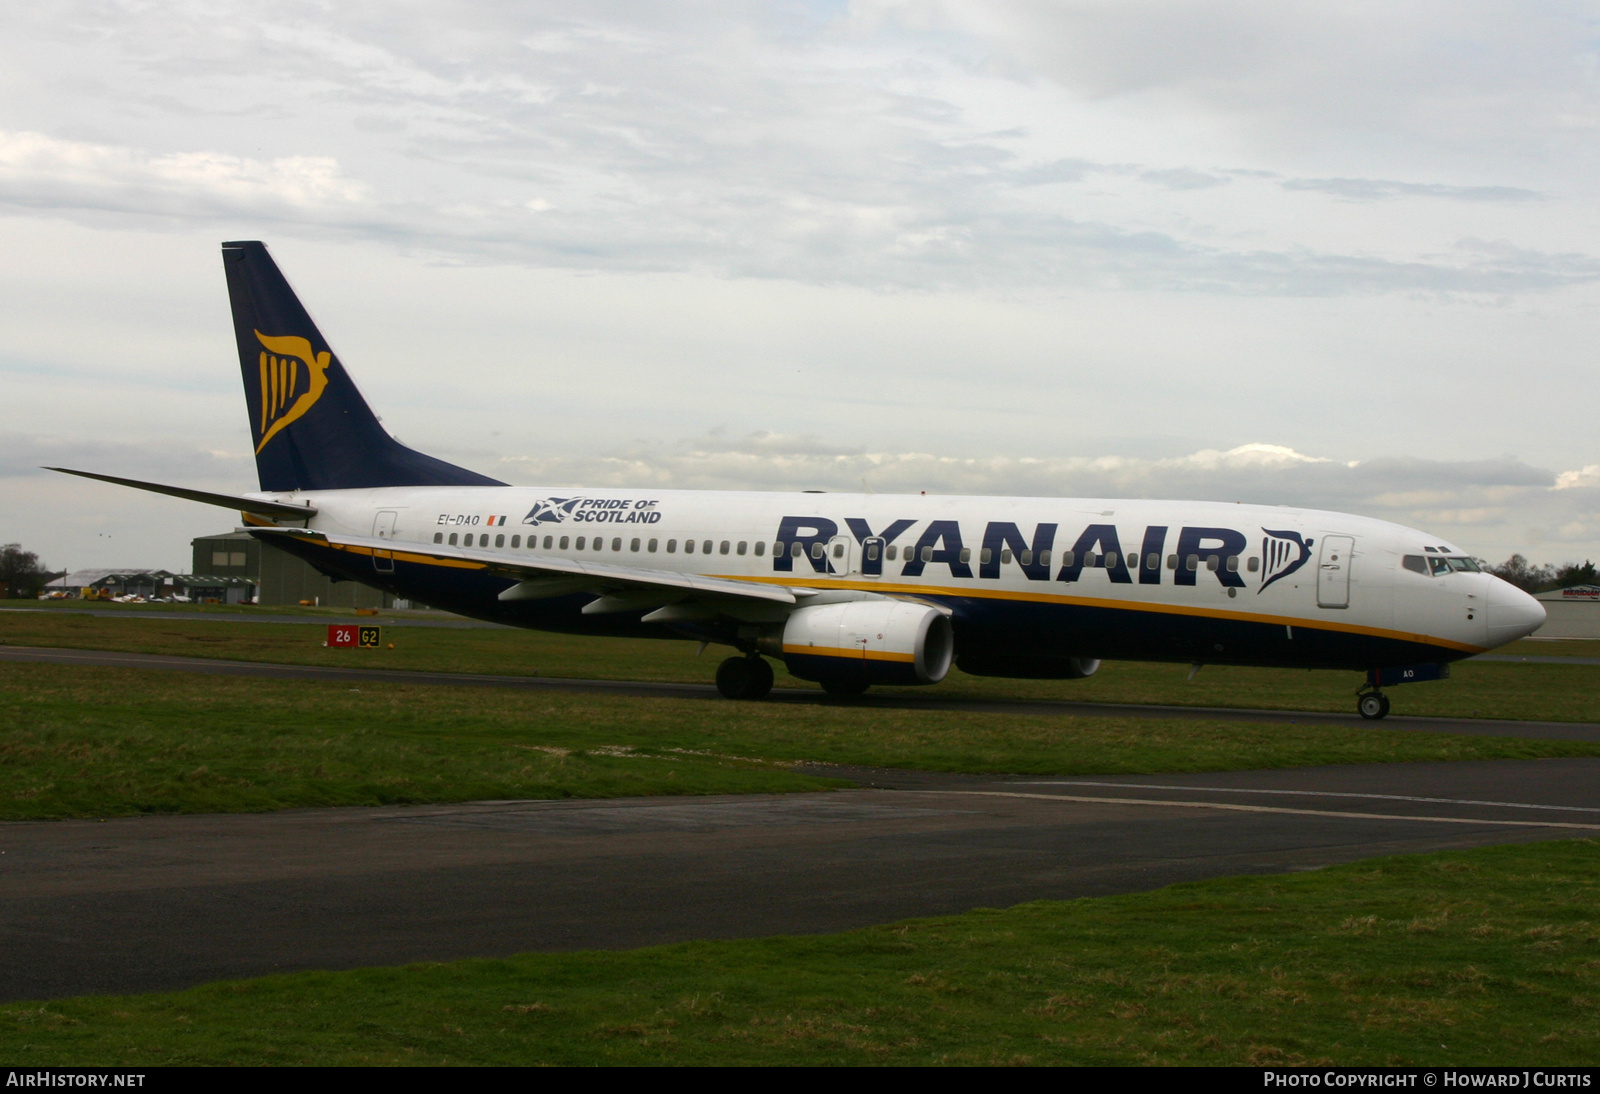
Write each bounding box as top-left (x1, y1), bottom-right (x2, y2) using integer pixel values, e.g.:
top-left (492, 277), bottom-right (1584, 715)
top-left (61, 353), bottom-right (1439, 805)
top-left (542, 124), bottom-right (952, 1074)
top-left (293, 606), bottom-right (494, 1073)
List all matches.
top-left (45, 467), bottom-right (317, 520)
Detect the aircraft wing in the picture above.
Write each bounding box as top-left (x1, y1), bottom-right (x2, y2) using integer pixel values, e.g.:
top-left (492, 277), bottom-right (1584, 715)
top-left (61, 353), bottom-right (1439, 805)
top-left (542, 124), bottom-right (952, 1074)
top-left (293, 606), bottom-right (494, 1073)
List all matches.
top-left (253, 528), bottom-right (806, 613)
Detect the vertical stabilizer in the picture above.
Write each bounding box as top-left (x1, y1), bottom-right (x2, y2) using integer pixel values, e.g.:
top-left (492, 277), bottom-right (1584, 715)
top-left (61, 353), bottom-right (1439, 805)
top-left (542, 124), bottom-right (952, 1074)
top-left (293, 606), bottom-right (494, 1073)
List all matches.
top-left (221, 241), bottom-right (505, 492)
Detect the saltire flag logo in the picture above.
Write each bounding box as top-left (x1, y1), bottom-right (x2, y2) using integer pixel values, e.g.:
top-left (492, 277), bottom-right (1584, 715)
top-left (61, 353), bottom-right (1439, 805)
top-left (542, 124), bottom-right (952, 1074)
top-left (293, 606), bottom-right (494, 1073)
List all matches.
top-left (522, 498), bottom-right (583, 525)
top-left (1259, 529), bottom-right (1314, 593)
top-left (254, 331), bottom-right (331, 453)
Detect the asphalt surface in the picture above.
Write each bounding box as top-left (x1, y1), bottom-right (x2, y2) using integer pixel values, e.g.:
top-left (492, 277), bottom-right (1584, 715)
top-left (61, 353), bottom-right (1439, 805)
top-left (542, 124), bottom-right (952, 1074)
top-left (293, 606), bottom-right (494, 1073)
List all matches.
top-left (4, 758), bottom-right (1598, 1002)
top-left (3, 643), bottom-right (1598, 740)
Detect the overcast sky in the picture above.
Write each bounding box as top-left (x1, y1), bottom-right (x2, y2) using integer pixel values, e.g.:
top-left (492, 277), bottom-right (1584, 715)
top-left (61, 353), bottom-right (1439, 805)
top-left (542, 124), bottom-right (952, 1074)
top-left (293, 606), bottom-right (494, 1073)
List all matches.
top-left (2, 1), bottom-right (1598, 573)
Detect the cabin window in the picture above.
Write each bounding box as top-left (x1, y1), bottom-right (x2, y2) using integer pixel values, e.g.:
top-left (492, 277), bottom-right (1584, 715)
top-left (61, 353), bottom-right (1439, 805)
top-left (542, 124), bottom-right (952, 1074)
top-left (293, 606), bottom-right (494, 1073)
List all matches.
top-left (957, 547), bottom-right (971, 564)
top-left (609, 538), bottom-right (620, 551)
top-left (1226, 555), bottom-right (1238, 572)
top-left (462, 533), bottom-right (474, 546)
top-left (1039, 549), bottom-right (1051, 566)
top-left (812, 542), bottom-right (826, 559)
top-left (1206, 555), bottom-right (1219, 571)
top-left (495, 534), bottom-right (505, 548)
top-left (1247, 556), bottom-right (1259, 572)
top-left (667, 539), bottom-right (677, 553)
top-left (1104, 552), bottom-right (1118, 569)
top-left (793, 542), bottom-right (805, 558)
top-left (630, 538), bottom-right (640, 552)
top-left (920, 546), bottom-right (933, 563)
top-left (575, 536), bottom-right (586, 550)
top-left (1186, 554), bottom-right (1199, 571)
top-left (720, 541), bottom-right (730, 555)
top-left (867, 543), bottom-right (881, 561)
top-left (511, 535), bottom-right (520, 548)
top-left (543, 536), bottom-right (553, 549)
top-left (979, 547), bottom-right (991, 565)
top-left (1020, 549), bottom-right (1033, 566)
top-left (448, 533), bottom-right (458, 546)
top-left (1000, 548), bottom-right (1012, 564)
top-left (737, 541), bottom-right (747, 555)
top-left (558, 536), bottom-right (568, 550)
top-left (685, 540), bottom-right (696, 554)
top-left (833, 542), bottom-right (844, 558)
top-left (1402, 555), bottom-right (1428, 575)
top-left (886, 545), bottom-right (897, 560)
top-left (1146, 553), bottom-right (1159, 570)
top-left (1060, 551), bottom-right (1074, 568)
top-left (433, 533), bottom-right (443, 543)
top-left (1167, 554), bottom-right (1178, 570)
top-left (772, 542), bottom-right (782, 556)
top-left (702, 540), bottom-right (713, 554)
top-left (648, 539), bottom-right (658, 552)
top-left (754, 542), bottom-right (765, 557)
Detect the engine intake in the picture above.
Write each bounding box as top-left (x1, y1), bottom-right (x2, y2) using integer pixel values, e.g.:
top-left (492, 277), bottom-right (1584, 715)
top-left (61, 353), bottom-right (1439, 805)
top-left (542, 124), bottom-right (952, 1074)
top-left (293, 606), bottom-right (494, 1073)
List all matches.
top-left (767, 601), bottom-right (954, 687)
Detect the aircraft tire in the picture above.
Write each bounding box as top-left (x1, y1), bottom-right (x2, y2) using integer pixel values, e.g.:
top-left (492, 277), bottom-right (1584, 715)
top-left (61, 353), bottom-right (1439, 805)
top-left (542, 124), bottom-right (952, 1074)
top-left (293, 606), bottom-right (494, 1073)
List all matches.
top-left (743, 656), bottom-right (774, 700)
top-left (1357, 692), bottom-right (1390, 720)
top-left (819, 677), bottom-right (871, 697)
top-left (716, 655), bottom-right (773, 700)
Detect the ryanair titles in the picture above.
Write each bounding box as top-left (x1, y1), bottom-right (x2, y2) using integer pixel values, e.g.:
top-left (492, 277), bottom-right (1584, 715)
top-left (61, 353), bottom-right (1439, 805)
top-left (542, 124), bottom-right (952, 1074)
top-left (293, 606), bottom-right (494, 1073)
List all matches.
top-left (771, 516), bottom-right (1315, 590)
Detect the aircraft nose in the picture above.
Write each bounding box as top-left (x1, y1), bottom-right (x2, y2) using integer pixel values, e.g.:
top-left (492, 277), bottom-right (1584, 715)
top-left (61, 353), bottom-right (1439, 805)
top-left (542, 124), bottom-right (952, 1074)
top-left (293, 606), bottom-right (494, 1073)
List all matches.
top-left (1485, 577), bottom-right (1546, 647)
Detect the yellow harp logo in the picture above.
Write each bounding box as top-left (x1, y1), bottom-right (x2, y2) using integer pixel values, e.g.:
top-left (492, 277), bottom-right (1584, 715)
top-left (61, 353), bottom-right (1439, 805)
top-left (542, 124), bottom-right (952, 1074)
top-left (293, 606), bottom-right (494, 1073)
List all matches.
top-left (254, 331), bottom-right (331, 453)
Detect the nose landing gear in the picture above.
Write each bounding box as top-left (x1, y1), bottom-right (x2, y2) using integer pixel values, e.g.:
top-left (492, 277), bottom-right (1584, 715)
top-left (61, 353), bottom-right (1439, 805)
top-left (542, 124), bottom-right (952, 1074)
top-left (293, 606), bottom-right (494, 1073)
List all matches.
top-left (1356, 690), bottom-right (1391, 720)
top-left (715, 655), bottom-right (774, 700)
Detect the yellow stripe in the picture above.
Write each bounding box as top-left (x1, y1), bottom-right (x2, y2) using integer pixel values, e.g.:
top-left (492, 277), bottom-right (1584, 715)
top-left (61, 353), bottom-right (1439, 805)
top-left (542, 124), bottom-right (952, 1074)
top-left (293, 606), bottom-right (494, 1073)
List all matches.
top-left (717, 573), bottom-right (1485, 654)
top-left (257, 352), bottom-right (269, 435)
top-left (324, 542), bottom-right (485, 570)
top-left (781, 643), bottom-right (916, 662)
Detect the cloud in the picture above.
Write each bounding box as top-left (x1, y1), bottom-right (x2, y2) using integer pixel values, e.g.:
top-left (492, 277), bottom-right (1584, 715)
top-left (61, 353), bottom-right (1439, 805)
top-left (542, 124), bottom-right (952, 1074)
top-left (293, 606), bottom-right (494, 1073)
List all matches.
top-left (1555, 465), bottom-right (1600, 490)
top-left (0, 7), bottom-right (1590, 297)
top-left (1280, 177), bottom-right (1540, 203)
top-left (0, 131), bottom-right (369, 220)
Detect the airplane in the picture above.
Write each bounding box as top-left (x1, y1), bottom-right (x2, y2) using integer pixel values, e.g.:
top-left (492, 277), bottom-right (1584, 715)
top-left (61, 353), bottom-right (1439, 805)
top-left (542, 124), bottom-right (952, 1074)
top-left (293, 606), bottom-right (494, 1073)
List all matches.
top-left (50, 241), bottom-right (1547, 719)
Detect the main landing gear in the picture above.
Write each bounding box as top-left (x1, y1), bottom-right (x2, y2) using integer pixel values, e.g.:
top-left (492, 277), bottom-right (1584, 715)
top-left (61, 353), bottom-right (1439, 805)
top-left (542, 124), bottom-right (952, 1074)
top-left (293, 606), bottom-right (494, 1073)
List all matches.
top-left (715, 655), bottom-right (774, 700)
top-left (1357, 690), bottom-right (1391, 720)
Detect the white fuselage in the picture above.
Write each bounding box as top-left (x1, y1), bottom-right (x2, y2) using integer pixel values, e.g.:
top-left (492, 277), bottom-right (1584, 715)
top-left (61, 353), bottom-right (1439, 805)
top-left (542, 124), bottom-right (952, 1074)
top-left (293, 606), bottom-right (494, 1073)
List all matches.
top-left (248, 484), bottom-right (1547, 670)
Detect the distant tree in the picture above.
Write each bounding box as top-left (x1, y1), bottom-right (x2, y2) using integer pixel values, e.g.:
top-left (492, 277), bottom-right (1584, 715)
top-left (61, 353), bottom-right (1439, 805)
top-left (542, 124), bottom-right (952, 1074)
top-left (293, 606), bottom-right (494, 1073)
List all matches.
top-left (0, 543), bottom-right (53, 599)
top-left (1552, 560), bottom-right (1599, 589)
top-left (1488, 553), bottom-right (1555, 593)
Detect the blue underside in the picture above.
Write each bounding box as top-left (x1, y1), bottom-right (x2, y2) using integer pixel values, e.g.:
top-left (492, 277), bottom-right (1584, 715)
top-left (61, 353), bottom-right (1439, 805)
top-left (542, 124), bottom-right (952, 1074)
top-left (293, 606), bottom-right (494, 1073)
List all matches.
top-left (266, 534), bottom-right (1464, 676)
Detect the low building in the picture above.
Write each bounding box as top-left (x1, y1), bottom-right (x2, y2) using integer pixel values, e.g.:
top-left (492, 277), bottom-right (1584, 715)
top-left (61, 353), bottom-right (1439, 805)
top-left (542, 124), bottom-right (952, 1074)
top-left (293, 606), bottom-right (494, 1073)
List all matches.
top-left (1533, 585), bottom-right (1600, 640)
top-left (191, 532), bottom-right (406, 609)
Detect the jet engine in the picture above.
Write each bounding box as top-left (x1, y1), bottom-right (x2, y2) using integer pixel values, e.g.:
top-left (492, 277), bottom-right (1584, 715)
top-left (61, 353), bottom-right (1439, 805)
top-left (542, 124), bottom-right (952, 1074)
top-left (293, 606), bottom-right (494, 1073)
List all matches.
top-left (764, 600), bottom-right (954, 687)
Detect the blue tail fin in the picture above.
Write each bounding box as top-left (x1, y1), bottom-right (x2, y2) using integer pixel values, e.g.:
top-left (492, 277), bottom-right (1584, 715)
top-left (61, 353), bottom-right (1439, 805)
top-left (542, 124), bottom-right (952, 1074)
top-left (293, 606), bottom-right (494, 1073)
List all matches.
top-left (221, 241), bottom-right (505, 492)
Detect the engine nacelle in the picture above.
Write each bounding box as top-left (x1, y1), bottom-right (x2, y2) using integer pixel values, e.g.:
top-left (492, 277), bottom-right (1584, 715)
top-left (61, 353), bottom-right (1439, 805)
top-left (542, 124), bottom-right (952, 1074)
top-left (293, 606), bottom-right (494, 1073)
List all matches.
top-left (768, 601), bottom-right (954, 687)
top-left (956, 654), bottom-right (1101, 680)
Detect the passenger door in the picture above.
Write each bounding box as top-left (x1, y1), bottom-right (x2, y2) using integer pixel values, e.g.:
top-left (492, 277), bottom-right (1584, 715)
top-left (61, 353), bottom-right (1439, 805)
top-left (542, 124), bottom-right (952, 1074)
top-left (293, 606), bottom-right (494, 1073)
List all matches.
top-left (373, 510), bottom-right (398, 573)
top-left (1317, 535), bottom-right (1354, 609)
top-left (827, 534), bottom-right (853, 577)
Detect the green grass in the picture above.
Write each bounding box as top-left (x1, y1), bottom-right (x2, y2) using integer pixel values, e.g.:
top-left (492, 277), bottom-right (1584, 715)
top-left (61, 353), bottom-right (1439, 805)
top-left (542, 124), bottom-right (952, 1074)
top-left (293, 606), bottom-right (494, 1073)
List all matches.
top-left (6, 840), bottom-right (1598, 1065)
top-left (5, 662), bottom-right (1600, 821)
top-left (3, 608), bottom-right (1599, 722)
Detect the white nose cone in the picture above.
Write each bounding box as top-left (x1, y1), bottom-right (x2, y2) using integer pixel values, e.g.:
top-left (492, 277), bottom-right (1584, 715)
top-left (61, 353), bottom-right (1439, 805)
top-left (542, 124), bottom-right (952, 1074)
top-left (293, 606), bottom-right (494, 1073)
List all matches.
top-left (1485, 577), bottom-right (1547, 647)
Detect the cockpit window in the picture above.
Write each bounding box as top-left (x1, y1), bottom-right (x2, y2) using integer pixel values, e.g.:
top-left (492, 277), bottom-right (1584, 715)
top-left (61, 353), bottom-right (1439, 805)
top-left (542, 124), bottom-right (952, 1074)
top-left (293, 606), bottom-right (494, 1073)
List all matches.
top-left (1428, 556), bottom-right (1451, 576)
top-left (1402, 555), bottom-right (1428, 575)
top-left (1446, 556), bottom-right (1481, 573)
